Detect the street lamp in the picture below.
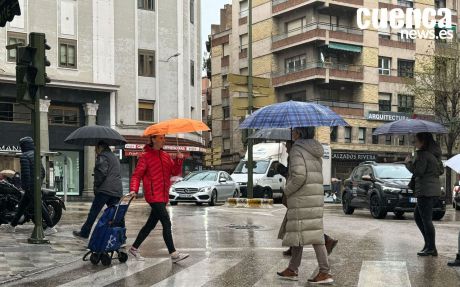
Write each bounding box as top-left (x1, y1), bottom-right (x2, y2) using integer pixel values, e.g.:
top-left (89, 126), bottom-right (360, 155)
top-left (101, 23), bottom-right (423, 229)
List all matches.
top-left (160, 52), bottom-right (180, 62)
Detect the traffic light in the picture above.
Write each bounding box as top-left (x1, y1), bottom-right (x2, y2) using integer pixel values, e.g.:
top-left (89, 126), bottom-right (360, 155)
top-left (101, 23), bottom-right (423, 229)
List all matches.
top-left (29, 32), bottom-right (51, 86)
top-left (15, 45), bottom-right (36, 102)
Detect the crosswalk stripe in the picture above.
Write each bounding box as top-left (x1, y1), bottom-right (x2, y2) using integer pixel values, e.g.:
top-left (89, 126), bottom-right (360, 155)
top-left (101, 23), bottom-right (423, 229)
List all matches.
top-left (357, 261), bottom-right (411, 287)
top-left (151, 258), bottom-right (241, 287)
top-left (253, 258), bottom-right (318, 286)
top-left (57, 258), bottom-right (168, 287)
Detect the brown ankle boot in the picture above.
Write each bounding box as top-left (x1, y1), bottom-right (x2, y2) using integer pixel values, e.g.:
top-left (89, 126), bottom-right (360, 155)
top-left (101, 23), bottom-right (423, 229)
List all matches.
top-left (308, 272), bottom-right (334, 284)
top-left (277, 268), bottom-right (298, 281)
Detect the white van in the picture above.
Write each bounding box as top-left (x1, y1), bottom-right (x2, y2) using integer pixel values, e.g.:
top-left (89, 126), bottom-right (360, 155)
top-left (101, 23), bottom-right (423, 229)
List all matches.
top-left (231, 142), bottom-right (332, 198)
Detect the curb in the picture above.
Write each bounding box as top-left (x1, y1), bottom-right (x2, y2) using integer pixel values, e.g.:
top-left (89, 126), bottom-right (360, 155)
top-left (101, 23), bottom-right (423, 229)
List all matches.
top-left (225, 198), bottom-right (274, 208)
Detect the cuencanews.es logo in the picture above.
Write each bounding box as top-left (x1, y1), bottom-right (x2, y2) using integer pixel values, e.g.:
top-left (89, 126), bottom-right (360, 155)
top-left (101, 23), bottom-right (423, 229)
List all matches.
top-left (357, 8), bottom-right (454, 40)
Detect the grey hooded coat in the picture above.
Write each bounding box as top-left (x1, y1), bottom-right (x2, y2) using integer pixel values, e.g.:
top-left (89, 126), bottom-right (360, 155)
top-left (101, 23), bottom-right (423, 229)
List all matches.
top-left (279, 139), bottom-right (325, 246)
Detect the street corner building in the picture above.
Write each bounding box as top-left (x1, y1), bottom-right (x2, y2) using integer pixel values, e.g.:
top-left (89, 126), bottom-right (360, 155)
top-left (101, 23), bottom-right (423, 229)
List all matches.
top-left (0, 0), bottom-right (204, 199)
top-left (206, 0), bottom-right (460, 183)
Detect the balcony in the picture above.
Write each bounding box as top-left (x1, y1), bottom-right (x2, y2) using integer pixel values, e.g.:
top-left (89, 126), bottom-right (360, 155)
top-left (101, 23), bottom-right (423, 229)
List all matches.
top-left (272, 22), bottom-right (363, 52)
top-left (272, 0), bottom-right (362, 16)
top-left (272, 62), bottom-right (363, 87)
top-left (308, 99), bottom-right (364, 117)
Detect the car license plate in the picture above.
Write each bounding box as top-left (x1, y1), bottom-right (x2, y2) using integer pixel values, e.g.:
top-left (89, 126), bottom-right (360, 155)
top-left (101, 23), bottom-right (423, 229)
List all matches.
top-left (181, 194), bottom-right (193, 198)
top-left (410, 197), bottom-right (417, 203)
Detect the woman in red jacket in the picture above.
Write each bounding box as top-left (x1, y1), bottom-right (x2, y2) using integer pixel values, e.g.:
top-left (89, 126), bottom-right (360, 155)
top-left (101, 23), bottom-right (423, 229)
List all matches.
top-left (128, 135), bottom-right (189, 263)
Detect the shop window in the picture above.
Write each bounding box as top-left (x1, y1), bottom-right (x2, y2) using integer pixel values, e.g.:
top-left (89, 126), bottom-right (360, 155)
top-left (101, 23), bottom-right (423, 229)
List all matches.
top-left (358, 128), bottom-right (366, 144)
top-left (0, 102), bottom-right (31, 123)
top-left (344, 127), bottom-right (352, 143)
top-left (59, 38), bottom-right (77, 68)
top-left (7, 32), bottom-right (26, 62)
top-left (52, 151), bottom-right (80, 196)
top-left (372, 128), bottom-right (379, 144)
top-left (139, 101), bottom-right (155, 122)
top-left (49, 106), bottom-right (79, 126)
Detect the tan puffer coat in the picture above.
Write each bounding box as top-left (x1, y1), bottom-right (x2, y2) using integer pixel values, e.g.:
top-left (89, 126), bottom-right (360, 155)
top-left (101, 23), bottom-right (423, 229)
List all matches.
top-left (279, 139), bottom-right (325, 246)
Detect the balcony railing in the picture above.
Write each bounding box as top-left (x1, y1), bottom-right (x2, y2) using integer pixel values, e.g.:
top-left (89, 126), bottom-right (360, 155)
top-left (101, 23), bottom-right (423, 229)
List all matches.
top-left (273, 61), bottom-right (363, 77)
top-left (272, 22), bottom-right (362, 43)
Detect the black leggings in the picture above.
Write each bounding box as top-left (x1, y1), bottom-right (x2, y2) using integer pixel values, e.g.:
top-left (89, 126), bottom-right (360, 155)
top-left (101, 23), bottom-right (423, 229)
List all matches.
top-left (414, 197), bottom-right (437, 251)
top-left (132, 203), bottom-right (176, 254)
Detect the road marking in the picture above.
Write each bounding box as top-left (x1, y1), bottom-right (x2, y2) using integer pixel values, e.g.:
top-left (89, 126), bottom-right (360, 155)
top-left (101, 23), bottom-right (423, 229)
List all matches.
top-left (158, 247), bottom-right (314, 252)
top-left (57, 258), bottom-right (168, 287)
top-left (253, 258), bottom-right (318, 286)
top-left (151, 258), bottom-right (241, 287)
top-left (357, 261), bottom-right (411, 287)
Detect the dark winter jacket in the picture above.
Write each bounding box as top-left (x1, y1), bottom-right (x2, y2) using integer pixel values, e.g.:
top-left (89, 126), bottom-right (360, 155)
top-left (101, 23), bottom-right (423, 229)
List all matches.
top-left (94, 148), bottom-right (123, 198)
top-left (19, 137), bottom-right (45, 194)
top-left (130, 144), bottom-right (183, 203)
top-left (406, 143), bottom-right (443, 198)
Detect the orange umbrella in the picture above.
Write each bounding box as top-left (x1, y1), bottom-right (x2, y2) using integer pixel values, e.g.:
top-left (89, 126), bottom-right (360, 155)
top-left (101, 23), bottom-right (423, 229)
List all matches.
top-left (143, 118), bottom-right (210, 137)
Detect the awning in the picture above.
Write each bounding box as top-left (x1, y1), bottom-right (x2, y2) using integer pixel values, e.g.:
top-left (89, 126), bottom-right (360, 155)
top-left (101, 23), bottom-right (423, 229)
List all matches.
top-left (327, 42), bottom-right (362, 53)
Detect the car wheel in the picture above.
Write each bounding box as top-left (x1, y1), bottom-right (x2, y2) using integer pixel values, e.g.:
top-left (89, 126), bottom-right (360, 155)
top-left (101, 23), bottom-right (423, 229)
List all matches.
top-left (394, 211), bottom-right (405, 219)
top-left (232, 190), bottom-right (239, 198)
top-left (342, 192), bottom-right (355, 215)
top-left (370, 194), bottom-right (387, 219)
top-left (170, 202), bottom-right (178, 206)
top-left (432, 210), bottom-right (446, 221)
top-left (209, 190), bottom-right (217, 206)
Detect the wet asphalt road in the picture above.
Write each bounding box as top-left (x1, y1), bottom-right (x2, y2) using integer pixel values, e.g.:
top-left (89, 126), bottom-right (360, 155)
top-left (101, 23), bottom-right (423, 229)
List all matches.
top-left (1, 201), bottom-right (460, 287)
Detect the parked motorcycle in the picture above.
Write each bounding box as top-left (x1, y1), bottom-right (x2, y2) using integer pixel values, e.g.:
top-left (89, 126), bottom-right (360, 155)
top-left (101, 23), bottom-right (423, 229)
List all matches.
top-left (0, 179), bottom-right (66, 228)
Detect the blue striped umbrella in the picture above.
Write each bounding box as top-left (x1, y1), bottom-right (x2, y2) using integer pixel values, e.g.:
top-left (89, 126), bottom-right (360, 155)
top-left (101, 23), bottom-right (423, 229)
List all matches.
top-left (239, 101), bottom-right (349, 129)
top-left (372, 119), bottom-right (448, 135)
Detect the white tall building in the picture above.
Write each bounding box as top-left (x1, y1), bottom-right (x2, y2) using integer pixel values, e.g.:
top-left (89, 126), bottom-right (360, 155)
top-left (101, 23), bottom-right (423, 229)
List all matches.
top-left (0, 0), bottom-right (203, 199)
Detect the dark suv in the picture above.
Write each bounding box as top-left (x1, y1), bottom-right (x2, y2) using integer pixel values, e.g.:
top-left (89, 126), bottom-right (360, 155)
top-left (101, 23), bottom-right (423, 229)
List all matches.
top-left (342, 162), bottom-right (446, 220)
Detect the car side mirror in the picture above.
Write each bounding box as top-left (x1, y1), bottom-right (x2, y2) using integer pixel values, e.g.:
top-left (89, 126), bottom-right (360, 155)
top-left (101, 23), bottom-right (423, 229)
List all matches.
top-left (362, 175), bottom-right (373, 182)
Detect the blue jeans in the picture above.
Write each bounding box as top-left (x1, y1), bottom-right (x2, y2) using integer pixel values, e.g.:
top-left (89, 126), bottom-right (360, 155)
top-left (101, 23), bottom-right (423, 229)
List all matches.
top-left (80, 192), bottom-right (120, 238)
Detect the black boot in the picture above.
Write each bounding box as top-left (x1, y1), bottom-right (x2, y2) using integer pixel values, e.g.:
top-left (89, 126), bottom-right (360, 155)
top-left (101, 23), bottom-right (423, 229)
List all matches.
top-left (417, 249), bottom-right (438, 257)
top-left (447, 254), bottom-right (460, 267)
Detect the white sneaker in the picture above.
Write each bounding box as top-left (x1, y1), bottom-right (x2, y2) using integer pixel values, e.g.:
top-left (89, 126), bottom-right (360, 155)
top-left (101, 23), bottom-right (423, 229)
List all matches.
top-left (1, 225), bottom-right (15, 233)
top-left (171, 251), bottom-right (189, 263)
top-left (129, 247), bottom-right (145, 261)
top-left (44, 227), bottom-right (58, 236)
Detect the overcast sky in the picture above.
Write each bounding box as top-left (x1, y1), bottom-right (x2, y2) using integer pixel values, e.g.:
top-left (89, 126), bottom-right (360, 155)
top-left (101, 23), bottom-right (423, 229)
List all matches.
top-left (201, 0), bottom-right (231, 61)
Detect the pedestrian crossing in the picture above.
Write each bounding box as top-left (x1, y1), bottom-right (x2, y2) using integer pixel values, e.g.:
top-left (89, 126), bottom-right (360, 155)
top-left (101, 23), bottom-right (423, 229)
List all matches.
top-left (31, 256), bottom-right (415, 287)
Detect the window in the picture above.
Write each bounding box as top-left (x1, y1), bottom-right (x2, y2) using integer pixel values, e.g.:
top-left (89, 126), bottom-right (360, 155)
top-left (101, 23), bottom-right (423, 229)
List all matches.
top-left (398, 59), bottom-right (414, 78)
top-left (223, 43), bottom-right (230, 56)
top-left (359, 128), bottom-right (366, 144)
top-left (398, 31), bottom-right (414, 43)
top-left (222, 75), bottom-right (229, 87)
top-left (190, 0), bottom-right (194, 24)
top-left (286, 18), bottom-right (306, 37)
top-left (138, 50), bottom-right (155, 77)
top-left (330, 126), bottom-right (338, 142)
top-left (285, 54), bottom-right (306, 73)
top-left (399, 136), bottom-right (405, 146)
top-left (49, 106), bottom-right (79, 126)
top-left (378, 57), bottom-right (391, 75)
top-left (0, 103), bottom-right (13, 121)
top-left (223, 106), bottom-right (230, 119)
top-left (398, 94), bottom-right (414, 114)
top-left (286, 91), bottom-right (305, 101)
top-left (372, 128), bottom-right (379, 144)
top-left (378, 22), bottom-right (391, 39)
top-left (138, 0), bottom-right (155, 10)
top-left (398, 0), bottom-right (413, 7)
top-left (352, 167), bottom-right (365, 181)
top-left (240, 0), bottom-right (248, 17)
top-left (344, 127), bottom-right (352, 143)
top-left (385, 135), bottom-right (392, 145)
top-left (223, 138), bottom-right (231, 152)
top-left (59, 39), bottom-right (77, 68)
top-left (139, 101), bottom-right (155, 122)
top-left (7, 32), bottom-right (26, 62)
top-left (190, 60), bottom-right (195, 86)
top-left (435, 0), bottom-right (446, 9)
top-left (240, 34), bottom-right (248, 51)
top-left (379, 93), bottom-right (392, 112)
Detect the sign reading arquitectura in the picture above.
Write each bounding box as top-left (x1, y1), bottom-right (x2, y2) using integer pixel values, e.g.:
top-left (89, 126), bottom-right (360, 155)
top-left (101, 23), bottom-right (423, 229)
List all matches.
top-left (367, 111), bottom-right (409, 122)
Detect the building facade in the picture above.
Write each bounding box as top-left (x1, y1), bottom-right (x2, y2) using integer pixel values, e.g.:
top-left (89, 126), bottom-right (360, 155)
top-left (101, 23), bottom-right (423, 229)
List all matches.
top-left (209, 0), bottom-right (459, 178)
top-left (0, 0), bottom-right (203, 198)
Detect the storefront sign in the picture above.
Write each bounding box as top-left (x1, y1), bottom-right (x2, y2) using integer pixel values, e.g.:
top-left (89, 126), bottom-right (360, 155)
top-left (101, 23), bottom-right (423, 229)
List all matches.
top-left (0, 145), bottom-right (21, 152)
top-left (367, 111), bottom-right (409, 122)
top-left (163, 145), bottom-right (207, 153)
top-left (332, 152), bottom-right (377, 161)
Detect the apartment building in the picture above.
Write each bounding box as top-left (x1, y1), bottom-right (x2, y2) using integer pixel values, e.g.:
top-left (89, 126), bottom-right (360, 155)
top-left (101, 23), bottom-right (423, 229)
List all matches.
top-left (209, 0), bottom-right (458, 178)
top-left (0, 0), bottom-right (203, 198)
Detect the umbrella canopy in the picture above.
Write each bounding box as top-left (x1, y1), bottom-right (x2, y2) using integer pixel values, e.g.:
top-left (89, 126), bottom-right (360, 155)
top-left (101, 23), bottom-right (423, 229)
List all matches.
top-left (64, 125), bottom-right (127, 146)
top-left (239, 101), bottom-right (349, 129)
top-left (248, 128), bottom-right (292, 141)
top-left (372, 119), bottom-right (448, 136)
top-left (445, 154), bottom-right (460, 173)
top-left (143, 118), bottom-right (210, 136)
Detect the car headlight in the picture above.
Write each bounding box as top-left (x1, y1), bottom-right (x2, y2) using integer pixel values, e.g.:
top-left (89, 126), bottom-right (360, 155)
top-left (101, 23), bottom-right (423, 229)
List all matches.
top-left (199, 187), bottom-right (211, 193)
top-left (382, 186), bottom-right (401, 193)
top-left (169, 187), bottom-right (175, 193)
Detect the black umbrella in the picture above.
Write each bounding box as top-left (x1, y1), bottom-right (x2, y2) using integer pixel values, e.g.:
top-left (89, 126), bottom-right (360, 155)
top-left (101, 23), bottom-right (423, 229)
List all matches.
top-left (64, 125), bottom-right (127, 146)
top-left (372, 119), bottom-right (448, 136)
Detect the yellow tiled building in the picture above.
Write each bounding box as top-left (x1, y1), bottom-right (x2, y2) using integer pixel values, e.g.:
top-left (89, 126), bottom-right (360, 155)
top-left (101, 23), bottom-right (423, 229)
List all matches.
top-left (208, 0), bottom-right (459, 178)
